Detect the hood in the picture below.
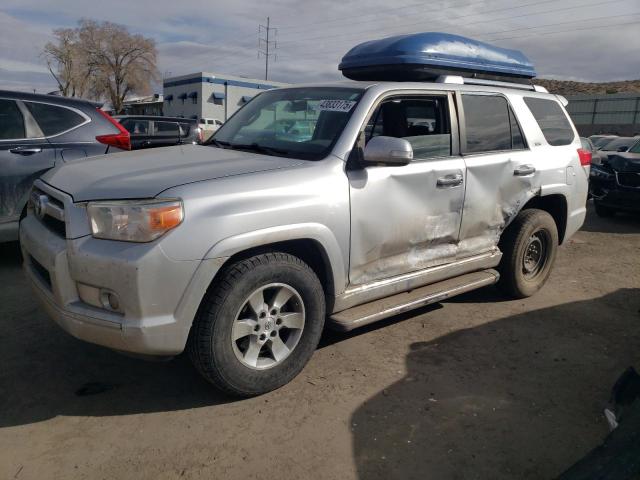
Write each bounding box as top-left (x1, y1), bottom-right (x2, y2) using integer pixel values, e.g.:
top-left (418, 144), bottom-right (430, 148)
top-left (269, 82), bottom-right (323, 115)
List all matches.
top-left (607, 153), bottom-right (640, 173)
top-left (43, 144), bottom-right (305, 201)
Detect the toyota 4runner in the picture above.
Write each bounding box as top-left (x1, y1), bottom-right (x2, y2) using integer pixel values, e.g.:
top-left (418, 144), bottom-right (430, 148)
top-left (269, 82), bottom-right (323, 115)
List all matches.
top-left (20, 33), bottom-right (589, 396)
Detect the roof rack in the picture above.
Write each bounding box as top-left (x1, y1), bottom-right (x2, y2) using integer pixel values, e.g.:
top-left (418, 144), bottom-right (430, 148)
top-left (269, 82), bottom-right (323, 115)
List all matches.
top-left (435, 75), bottom-right (548, 93)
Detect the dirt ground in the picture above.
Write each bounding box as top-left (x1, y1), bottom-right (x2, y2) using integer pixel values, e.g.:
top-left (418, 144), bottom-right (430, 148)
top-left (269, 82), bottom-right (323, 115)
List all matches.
top-left (1, 203), bottom-right (639, 480)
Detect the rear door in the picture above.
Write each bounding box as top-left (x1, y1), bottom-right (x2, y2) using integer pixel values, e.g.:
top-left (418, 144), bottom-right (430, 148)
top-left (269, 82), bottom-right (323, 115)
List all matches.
top-left (348, 91), bottom-right (466, 285)
top-left (0, 98), bottom-right (56, 224)
top-left (456, 92), bottom-right (536, 255)
top-left (23, 100), bottom-right (93, 161)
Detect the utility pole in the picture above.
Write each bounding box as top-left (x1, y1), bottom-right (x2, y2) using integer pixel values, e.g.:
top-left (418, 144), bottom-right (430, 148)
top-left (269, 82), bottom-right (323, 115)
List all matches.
top-left (258, 17), bottom-right (277, 80)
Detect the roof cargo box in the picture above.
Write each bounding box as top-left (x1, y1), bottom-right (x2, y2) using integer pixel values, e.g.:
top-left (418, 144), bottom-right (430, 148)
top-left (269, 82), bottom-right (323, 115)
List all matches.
top-left (339, 32), bottom-right (536, 83)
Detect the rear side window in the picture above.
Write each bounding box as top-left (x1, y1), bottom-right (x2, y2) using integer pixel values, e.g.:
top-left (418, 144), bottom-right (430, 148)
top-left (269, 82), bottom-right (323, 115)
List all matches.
top-left (523, 97), bottom-right (575, 146)
top-left (462, 95), bottom-right (512, 153)
top-left (154, 121), bottom-right (180, 136)
top-left (120, 119), bottom-right (150, 135)
top-left (25, 102), bottom-right (85, 137)
top-left (0, 99), bottom-right (26, 140)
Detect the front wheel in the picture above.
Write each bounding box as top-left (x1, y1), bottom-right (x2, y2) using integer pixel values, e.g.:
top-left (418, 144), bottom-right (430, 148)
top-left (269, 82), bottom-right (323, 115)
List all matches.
top-left (498, 209), bottom-right (559, 299)
top-left (188, 252), bottom-right (325, 397)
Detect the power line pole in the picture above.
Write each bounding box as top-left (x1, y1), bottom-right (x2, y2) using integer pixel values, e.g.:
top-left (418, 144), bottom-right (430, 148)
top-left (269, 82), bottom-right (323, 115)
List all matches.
top-left (258, 17), bottom-right (277, 80)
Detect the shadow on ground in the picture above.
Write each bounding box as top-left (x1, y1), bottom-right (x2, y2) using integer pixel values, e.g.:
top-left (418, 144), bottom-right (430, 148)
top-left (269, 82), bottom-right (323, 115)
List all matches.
top-left (351, 289), bottom-right (640, 480)
top-left (579, 201), bottom-right (640, 235)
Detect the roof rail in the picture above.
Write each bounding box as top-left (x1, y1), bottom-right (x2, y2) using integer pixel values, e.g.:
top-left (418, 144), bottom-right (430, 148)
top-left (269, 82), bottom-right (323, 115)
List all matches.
top-left (435, 75), bottom-right (548, 93)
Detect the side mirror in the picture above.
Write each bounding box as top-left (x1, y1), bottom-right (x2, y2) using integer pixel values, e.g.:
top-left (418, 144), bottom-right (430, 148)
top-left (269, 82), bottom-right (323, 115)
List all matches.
top-left (362, 136), bottom-right (413, 166)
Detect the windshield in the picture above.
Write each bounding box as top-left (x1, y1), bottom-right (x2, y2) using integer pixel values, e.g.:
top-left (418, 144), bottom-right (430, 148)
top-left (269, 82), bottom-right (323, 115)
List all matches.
top-left (629, 139), bottom-right (640, 154)
top-left (210, 87), bottom-right (364, 160)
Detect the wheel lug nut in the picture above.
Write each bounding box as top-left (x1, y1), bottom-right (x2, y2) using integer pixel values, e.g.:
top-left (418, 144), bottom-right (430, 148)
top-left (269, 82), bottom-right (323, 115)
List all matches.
top-left (275, 318), bottom-right (282, 325)
top-left (270, 330), bottom-right (277, 337)
top-left (259, 312), bottom-right (266, 319)
top-left (270, 309), bottom-right (277, 316)
top-left (259, 333), bottom-right (266, 340)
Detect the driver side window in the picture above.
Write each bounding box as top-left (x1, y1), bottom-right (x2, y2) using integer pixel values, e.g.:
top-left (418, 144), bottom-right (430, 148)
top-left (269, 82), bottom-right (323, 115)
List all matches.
top-left (365, 96), bottom-right (452, 159)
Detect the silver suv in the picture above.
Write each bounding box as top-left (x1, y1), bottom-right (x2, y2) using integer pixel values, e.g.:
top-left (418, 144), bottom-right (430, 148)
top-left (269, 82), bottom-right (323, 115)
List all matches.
top-left (20, 77), bottom-right (589, 396)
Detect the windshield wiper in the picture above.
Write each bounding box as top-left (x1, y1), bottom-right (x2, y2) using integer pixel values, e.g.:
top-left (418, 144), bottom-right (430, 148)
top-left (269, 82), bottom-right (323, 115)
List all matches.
top-left (229, 143), bottom-right (290, 156)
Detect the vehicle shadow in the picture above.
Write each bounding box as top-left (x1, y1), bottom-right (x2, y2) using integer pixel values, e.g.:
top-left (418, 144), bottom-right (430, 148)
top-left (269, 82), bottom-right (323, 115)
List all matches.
top-left (350, 289), bottom-right (640, 480)
top-left (580, 201), bottom-right (640, 235)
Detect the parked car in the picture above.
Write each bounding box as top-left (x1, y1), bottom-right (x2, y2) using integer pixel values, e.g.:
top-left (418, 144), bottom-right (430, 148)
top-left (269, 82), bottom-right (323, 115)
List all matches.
top-left (590, 139), bottom-right (640, 217)
top-left (115, 115), bottom-right (202, 149)
top-left (0, 90), bottom-right (129, 242)
top-left (199, 118), bottom-right (223, 141)
top-left (20, 33), bottom-right (589, 396)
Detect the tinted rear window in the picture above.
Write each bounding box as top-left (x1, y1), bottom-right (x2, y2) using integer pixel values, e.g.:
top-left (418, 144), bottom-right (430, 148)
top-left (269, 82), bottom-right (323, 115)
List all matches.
top-left (0, 99), bottom-right (25, 139)
top-left (523, 97), bottom-right (574, 146)
top-left (462, 95), bottom-right (512, 153)
top-left (25, 102), bottom-right (85, 137)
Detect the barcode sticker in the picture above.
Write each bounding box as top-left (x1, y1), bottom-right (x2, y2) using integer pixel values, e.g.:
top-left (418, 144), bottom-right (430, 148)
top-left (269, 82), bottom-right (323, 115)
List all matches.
top-left (317, 100), bottom-right (357, 112)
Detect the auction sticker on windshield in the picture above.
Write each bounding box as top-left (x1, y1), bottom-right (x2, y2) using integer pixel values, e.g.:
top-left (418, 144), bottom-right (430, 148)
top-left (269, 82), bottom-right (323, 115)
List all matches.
top-left (317, 100), bottom-right (357, 112)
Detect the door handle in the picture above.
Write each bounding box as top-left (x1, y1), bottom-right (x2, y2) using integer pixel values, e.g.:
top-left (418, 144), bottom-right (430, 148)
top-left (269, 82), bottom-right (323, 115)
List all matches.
top-left (514, 165), bottom-right (536, 176)
top-left (437, 173), bottom-right (464, 187)
top-left (9, 147), bottom-right (42, 155)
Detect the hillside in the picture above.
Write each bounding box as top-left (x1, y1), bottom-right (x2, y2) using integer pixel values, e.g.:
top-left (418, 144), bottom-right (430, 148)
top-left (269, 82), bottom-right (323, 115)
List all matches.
top-left (535, 79), bottom-right (640, 96)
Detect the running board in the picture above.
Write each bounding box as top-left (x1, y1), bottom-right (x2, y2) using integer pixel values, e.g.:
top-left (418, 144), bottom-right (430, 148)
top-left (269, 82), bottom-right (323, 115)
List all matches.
top-left (329, 269), bottom-right (499, 331)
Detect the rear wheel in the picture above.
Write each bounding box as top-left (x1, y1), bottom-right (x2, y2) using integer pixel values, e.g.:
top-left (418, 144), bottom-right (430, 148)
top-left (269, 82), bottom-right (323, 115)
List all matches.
top-left (594, 202), bottom-right (616, 218)
top-left (188, 252), bottom-right (325, 397)
top-left (498, 209), bottom-right (559, 299)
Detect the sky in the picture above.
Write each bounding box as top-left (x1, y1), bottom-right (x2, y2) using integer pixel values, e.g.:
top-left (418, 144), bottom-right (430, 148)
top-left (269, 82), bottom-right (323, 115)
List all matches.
top-left (0, 0), bottom-right (639, 93)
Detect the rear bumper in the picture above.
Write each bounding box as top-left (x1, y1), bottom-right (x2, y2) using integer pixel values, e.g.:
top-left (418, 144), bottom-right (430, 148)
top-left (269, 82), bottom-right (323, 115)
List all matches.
top-left (20, 199), bottom-right (215, 356)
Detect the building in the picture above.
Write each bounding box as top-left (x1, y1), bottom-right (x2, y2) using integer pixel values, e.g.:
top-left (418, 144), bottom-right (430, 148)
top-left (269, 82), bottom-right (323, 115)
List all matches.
top-left (566, 93), bottom-right (640, 137)
top-left (122, 94), bottom-right (164, 116)
top-left (162, 72), bottom-right (289, 122)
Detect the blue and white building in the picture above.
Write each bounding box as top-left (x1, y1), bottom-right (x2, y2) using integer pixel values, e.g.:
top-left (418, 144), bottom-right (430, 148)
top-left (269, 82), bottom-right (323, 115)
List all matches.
top-left (162, 72), bottom-right (289, 122)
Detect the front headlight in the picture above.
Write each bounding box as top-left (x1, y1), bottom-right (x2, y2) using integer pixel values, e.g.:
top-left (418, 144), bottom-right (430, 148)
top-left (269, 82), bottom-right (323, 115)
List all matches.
top-left (87, 199), bottom-right (184, 242)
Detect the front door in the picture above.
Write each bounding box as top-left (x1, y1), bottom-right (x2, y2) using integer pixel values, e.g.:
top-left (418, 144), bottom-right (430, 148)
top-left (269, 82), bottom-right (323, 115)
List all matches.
top-left (347, 92), bottom-right (466, 285)
top-left (0, 98), bottom-right (56, 225)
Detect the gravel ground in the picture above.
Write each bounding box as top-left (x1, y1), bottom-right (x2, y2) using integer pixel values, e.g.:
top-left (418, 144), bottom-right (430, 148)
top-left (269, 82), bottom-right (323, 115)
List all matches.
top-left (1, 203), bottom-right (639, 480)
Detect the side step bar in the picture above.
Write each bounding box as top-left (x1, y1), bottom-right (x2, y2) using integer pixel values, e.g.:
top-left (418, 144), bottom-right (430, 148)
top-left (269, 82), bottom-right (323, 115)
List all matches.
top-left (329, 269), bottom-right (499, 331)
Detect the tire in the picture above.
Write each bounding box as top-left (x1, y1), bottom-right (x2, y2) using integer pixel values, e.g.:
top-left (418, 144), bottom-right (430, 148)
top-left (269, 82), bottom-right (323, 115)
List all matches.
top-left (498, 209), bottom-right (559, 299)
top-left (594, 202), bottom-right (616, 218)
top-left (188, 252), bottom-right (325, 397)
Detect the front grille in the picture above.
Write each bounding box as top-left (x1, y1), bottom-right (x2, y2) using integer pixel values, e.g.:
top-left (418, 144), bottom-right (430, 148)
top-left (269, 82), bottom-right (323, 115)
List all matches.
top-left (31, 188), bottom-right (67, 237)
top-left (617, 172), bottom-right (640, 188)
top-left (30, 255), bottom-right (52, 289)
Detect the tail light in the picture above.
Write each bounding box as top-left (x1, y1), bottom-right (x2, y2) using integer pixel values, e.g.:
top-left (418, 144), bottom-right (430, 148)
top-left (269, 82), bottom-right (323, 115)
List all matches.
top-left (197, 127), bottom-right (204, 144)
top-left (577, 148), bottom-right (592, 167)
top-left (95, 109), bottom-right (131, 150)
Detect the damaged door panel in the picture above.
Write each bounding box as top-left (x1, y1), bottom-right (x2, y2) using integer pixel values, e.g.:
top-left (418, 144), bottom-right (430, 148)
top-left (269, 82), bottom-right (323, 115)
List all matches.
top-left (456, 93), bottom-right (541, 255)
top-left (348, 92), bottom-right (465, 285)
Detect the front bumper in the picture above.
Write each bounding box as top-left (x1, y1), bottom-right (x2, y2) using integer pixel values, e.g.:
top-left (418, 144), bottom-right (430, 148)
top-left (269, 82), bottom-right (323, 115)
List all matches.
top-left (20, 183), bottom-right (211, 356)
top-left (590, 173), bottom-right (640, 213)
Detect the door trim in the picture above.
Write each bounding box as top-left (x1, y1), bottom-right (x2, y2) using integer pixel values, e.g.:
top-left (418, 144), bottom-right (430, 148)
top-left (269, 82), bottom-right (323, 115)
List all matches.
top-left (333, 249), bottom-right (501, 313)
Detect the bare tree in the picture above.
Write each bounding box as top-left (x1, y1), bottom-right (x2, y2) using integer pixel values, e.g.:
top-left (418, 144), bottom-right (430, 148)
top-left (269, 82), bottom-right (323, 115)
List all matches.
top-left (42, 28), bottom-right (90, 97)
top-left (77, 19), bottom-right (159, 113)
top-left (42, 19), bottom-right (159, 112)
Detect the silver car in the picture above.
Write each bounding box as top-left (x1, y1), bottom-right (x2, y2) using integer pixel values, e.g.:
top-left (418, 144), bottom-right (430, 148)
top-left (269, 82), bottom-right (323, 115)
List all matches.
top-left (20, 78), bottom-right (589, 396)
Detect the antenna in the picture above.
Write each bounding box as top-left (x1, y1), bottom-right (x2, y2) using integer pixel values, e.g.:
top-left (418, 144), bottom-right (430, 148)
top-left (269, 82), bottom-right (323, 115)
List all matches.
top-left (258, 17), bottom-right (277, 80)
